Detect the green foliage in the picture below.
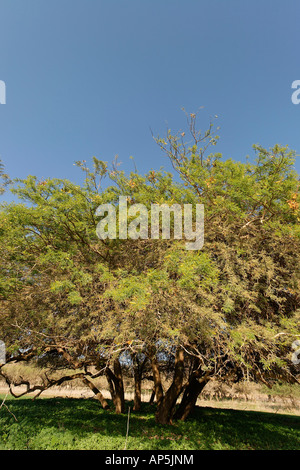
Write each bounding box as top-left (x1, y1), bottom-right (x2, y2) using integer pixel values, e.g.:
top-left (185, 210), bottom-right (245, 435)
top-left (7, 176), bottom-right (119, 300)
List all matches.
top-left (0, 160), bottom-right (10, 195)
top-left (0, 112), bottom-right (299, 391)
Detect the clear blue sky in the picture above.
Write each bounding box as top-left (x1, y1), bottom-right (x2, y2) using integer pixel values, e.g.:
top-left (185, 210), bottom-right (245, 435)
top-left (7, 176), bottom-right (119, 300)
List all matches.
top-left (1, 0), bottom-right (299, 201)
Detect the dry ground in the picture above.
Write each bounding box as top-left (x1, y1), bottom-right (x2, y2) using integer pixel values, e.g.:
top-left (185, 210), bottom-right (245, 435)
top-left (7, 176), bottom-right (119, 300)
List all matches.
top-left (1, 379), bottom-right (299, 416)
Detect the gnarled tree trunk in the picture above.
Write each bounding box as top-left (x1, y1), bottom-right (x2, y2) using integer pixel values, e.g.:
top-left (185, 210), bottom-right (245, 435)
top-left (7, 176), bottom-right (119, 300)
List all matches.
top-left (174, 370), bottom-right (210, 421)
top-left (150, 346), bottom-right (185, 425)
top-left (132, 354), bottom-right (148, 411)
top-left (82, 377), bottom-right (110, 410)
top-left (105, 358), bottom-right (125, 414)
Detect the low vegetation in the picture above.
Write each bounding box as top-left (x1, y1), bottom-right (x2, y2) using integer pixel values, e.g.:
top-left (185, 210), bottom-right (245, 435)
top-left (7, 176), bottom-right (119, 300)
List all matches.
top-left (0, 395), bottom-right (299, 450)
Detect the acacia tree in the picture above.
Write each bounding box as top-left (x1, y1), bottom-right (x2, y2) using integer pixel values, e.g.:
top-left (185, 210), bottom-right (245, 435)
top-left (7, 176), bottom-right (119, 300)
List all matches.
top-left (0, 114), bottom-right (299, 424)
top-left (146, 113), bottom-right (300, 421)
top-left (0, 161), bottom-right (184, 413)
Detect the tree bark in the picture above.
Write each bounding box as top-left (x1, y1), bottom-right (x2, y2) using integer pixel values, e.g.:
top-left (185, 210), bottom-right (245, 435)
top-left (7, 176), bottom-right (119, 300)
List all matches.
top-left (154, 347), bottom-right (185, 425)
top-left (149, 386), bottom-right (155, 404)
top-left (133, 370), bottom-right (142, 411)
top-left (113, 358), bottom-right (125, 414)
top-left (174, 371), bottom-right (210, 421)
top-left (105, 370), bottom-right (116, 402)
top-left (149, 351), bottom-right (164, 408)
top-left (131, 354), bottom-right (147, 411)
top-left (81, 377), bottom-right (110, 410)
top-left (105, 359), bottom-right (125, 414)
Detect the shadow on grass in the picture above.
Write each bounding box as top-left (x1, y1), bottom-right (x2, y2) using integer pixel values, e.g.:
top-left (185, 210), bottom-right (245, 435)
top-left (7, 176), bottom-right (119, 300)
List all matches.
top-left (0, 396), bottom-right (299, 450)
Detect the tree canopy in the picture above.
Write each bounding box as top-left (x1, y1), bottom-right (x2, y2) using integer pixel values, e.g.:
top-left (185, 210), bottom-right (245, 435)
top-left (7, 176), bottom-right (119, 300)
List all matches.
top-left (0, 114), bottom-right (299, 423)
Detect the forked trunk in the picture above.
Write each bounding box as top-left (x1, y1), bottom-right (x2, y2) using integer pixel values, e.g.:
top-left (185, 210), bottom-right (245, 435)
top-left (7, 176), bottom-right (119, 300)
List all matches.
top-left (105, 359), bottom-right (125, 414)
top-left (132, 354), bottom-right (148, 411)
top-left (174, 372), bottom-right (210, 421)
top-left (153, 347), bottom-right (185, 425)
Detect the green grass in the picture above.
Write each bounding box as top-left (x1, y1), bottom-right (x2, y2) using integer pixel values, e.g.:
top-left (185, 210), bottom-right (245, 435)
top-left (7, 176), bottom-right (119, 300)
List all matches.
top-left (0, 395), bottom-right (299, 450)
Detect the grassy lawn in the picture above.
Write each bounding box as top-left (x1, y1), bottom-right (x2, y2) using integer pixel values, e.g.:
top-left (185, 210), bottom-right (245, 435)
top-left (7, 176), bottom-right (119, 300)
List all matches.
top-left (0, 395), bottom-right (299, 450)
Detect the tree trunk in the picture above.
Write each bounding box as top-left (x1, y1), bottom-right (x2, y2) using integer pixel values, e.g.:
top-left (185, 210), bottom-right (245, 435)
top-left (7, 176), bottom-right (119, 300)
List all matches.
top-left (174, 372), bottom-right (210, 421)
top-left (105, 370), bottom-right (116, 402)
top-left (149, 387), bottom-right (155, 404)
top-left (105, 359), bottom-right (125, 414)
top-left (150, 352), bottom-right (164, 408)
top-left (132, 354), bottom-right (147, 411)
top-left (113, 358), bottom-right (125, 414)
top-left (154, 347), bottom-right (185, 425)
top-left (133, 370), bottom-right (142, 411)
top-left (82, 377), bottom-right (110, 410)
